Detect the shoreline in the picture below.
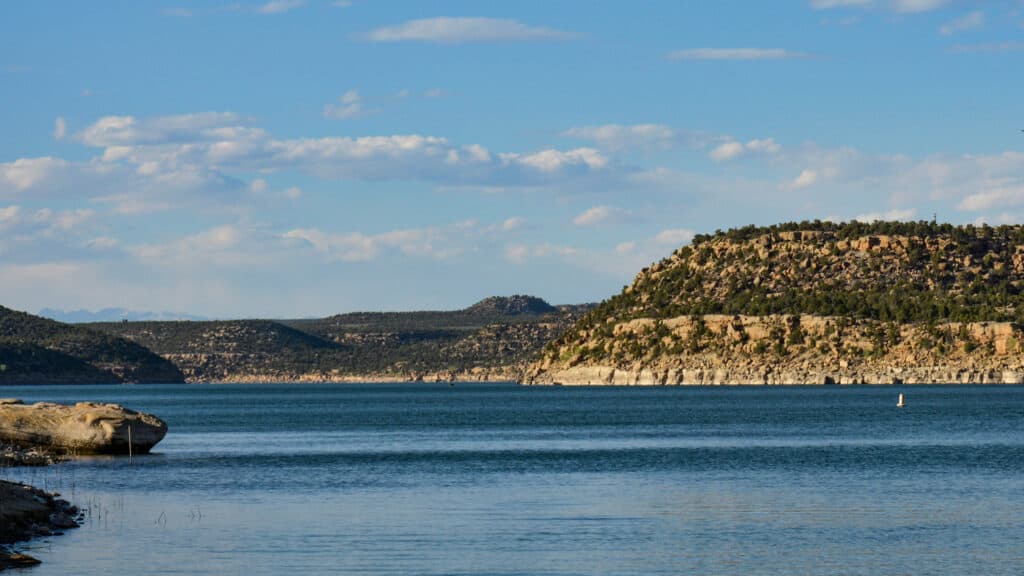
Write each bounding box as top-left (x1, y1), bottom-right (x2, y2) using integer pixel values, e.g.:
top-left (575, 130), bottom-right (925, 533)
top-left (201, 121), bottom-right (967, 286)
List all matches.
top-left (0, 477), bottom-right (81, 567)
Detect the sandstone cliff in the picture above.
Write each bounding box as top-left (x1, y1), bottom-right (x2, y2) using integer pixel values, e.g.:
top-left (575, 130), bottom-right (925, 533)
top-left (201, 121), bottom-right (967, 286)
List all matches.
top-left (525, 221), bottom-right (1024, 385)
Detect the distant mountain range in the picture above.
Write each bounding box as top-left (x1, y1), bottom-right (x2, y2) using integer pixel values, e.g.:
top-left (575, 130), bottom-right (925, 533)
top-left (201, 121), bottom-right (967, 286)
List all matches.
top-left (38, 308), bottom-right (208, 323)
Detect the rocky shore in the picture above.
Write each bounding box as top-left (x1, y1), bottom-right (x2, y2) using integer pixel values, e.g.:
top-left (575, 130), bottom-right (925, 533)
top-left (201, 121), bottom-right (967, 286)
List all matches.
top-left (0, 480), bottom-right (82, 568)
top-left (525, 314), bottom-right (1024, 385)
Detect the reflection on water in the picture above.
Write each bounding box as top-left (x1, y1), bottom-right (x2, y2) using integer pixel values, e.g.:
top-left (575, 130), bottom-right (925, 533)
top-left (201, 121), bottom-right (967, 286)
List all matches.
top-left (2, 383), bottom-right (1023, 575)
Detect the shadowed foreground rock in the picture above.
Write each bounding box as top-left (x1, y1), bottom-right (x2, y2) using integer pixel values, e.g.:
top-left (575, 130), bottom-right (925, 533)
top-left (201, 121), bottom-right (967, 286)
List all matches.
top-left (0, 399), bottom-right (167, 454)
top-left (0, 479), bottom-right (83, 568)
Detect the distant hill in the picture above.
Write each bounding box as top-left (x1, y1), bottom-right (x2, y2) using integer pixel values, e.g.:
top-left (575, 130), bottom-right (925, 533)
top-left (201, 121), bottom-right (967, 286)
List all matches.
top-left (39, 308), bottom-right (207, 323)
top-left (464, 295), bottom-right (557, 316)
top-left (0, 306), bottom-right (186, 384)
top-left (526, 221), bottom-right (1024, 385)
top-left (89, 296), bottom-right (592, 382)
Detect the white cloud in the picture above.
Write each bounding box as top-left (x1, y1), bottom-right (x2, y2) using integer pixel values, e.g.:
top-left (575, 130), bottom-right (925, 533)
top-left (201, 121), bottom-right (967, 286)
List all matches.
top-left (364, 17), bottom-right (577, 43)
top-left (86, 236), bottom-right (120, 250)
top-left (130, 225), bottom-right (248, 266)
top-left (788, 169), bottom-right (820, 189)
top-left (503, 242), bottom-right (577, 264)
top-left (257, 0), bottom-right (304, 15)
top-left (853, 208), bottom-right (916, 222)
top-left (709, 141), bottom-right (746, 161)
top-left (615, 241), bottom-right (636, 254)
top-left (668, 48), bottom-right (808, 60)
top-left (0, 157), bottom-right (70, 192)
top-left (0, 205), bottom-right (96, 242)
top-left (91, 193), bottom-right (172, 215)
top-left (562, 124), bottom-right (676, 151)
top-left (283, 223), bottom-right (468, 262)
top-left (502, 148), bottom-right (607, 172)
top-left (573, 206), bottom-right (615, 227)
top-left (54, 117), bottom-right (67, 140)
top-left (810, 0), bottom-right (872, 8)
top-left (746, 138), bottom-right (782, 154)
top-left (76, 112), bottom-right (246, 147)
top-left (284, 186), bottom-right (302, 199)
top-left (940, 11), bottom-right (983, 35)
top-left (810, 0), bottom-right (949, 12)
top-left (424, 88), bottom-right (445, 98)
top-left (653, 229), bottom-right (695, 245)
top-left (501, 217), bottom-right (524, 231)
top-left (249, 178), bottom-right (268, 193)
top-left (709, 138), bottom-right (780, 161)
top-left (892, 0), bottom-right (947, 13)
top-left (958, 186), bottom-right (1024, 211)
top-left (323, 90), bottom-right (363, 120)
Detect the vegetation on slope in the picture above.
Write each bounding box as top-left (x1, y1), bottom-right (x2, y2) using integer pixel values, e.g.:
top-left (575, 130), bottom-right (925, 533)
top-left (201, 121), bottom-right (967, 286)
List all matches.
top-left (538, 221), bottom-right (1024, 372)
top-left (89, 296), bottom-right (590, 381)
top-left (0, 306), bottom-right (185, 383)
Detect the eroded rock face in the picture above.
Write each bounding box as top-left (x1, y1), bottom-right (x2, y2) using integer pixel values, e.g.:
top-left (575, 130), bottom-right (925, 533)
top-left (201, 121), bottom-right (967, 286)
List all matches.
top-left (0, 400), bottom-right (167, 454)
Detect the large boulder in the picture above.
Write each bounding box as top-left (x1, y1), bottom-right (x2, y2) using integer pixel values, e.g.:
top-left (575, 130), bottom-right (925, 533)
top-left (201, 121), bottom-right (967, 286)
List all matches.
top-left (0, 399), bottom-right (167, 454)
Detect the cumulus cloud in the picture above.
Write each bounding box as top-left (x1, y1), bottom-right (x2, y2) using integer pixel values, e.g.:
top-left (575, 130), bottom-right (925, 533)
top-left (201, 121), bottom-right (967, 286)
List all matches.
top-left (86, 236), bottom-right (120, 250)
top-left (653, 229), bottom-right (696, 246)
top-left (364, 17), bottom-right (577, 43)
top-left (573, 205), bottom-right (617, 227)
top-left (503, 242), bottom-right (577, 264)
top-left (0, 205), bottom-right (96, 248)
top-left (54, 117), bottom-right (67, 140)
top-left (853, 208), bottom-right (916, 222)
top-left (501, 217), bottom-right (525, 231)
top-left (257, 0), bottom-right (304, 14)
top-left (940, 11), bottom-right (983, 35)
top-left (283, 223), bottom-right (472, 262)
top-left (891, 0), bottom-right (947, 13)
top-left (792, 169), bottom-right (819, 189)
top-left (323, 90), bottom-right (364, 120)
top-left (958, 186), bottom-right (1024, 212)
top-left (0, 157), bottom-right (70, 193)
top-left (668, 48), bottom-right (808, 60)
top-left (75, 112), bottom-right (246, 147)
top-left (502, 148), bottom-right (607, 172)
top-left (810, 0), bottom-right (872, 8)
top-left (130, 225), bottom-right (248, 266)
top-left (709, 138), bottom-right (780, 161)
top-left (810, 0), bottom-right (947, 11)
top-left (561, 124), bottom-right (676, 151)
top-left (6, 112), bottom-right (615, 205)
top-left (709, 141), bottom-right (746, 161)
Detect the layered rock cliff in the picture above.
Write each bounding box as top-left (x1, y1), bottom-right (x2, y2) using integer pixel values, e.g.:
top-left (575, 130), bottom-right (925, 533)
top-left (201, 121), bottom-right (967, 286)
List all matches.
top-left (525, 221), bottom-right (1024, 385)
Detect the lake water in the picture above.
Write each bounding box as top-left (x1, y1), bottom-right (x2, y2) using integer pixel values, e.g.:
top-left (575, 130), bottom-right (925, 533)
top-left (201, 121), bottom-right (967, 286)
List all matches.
top-left (1, 383), bottom-right (1023, 575)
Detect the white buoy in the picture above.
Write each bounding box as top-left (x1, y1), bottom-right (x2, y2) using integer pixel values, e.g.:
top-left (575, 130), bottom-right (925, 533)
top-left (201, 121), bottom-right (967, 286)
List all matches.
top-left (897, 393), bottom-right (905, 408)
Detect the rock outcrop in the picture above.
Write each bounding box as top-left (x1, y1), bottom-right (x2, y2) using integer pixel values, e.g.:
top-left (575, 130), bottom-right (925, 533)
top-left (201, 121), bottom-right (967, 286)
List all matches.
top-left (0, 480), bottom-right (81, 561)
top-left (0, 399), bottom-right (167, 454)
top-left (526, 221), bottom-right (1024, 385)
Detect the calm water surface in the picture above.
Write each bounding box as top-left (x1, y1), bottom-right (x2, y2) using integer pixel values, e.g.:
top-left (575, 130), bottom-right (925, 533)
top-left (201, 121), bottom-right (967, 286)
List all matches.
top-left (1, 383), bottom-right (1022, 575)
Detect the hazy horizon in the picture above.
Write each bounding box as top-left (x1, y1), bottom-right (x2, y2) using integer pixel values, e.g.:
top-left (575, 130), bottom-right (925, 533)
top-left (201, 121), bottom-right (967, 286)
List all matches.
top-left (3, 1), bottom-right (1023, 317)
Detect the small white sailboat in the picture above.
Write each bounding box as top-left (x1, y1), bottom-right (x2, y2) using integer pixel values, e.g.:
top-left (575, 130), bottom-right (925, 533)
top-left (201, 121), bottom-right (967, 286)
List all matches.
top-left (897, 393), bottom-right (905, 408)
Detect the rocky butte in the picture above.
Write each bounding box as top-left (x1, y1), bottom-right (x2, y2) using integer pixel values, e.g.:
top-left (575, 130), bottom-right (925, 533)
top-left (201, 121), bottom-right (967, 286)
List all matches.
top-left (524, 221), bottom-right (1024, 385)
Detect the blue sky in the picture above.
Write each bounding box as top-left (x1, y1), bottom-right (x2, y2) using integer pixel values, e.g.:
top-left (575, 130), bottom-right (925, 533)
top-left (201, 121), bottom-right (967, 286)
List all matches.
top-left (2, 0), bottom-right (1023, 317)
